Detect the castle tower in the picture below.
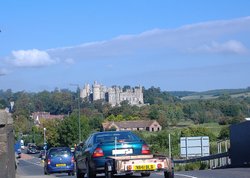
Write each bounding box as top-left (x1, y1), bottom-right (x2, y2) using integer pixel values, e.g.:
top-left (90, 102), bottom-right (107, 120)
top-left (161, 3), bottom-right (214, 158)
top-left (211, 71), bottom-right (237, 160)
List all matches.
top-left (80, 84), bottom-right (91, 99)
top-left (93, 81), bottom-right (101, 100)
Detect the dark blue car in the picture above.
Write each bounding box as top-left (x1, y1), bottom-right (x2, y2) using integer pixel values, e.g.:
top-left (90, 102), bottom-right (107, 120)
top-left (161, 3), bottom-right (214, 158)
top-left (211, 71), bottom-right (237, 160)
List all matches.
top-left (44, 147), bottom-right (75, 176)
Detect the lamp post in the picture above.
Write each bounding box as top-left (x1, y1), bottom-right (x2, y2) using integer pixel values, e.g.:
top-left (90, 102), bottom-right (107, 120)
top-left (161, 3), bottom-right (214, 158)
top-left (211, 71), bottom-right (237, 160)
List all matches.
top-left (70, 84), bottom-right (81, 143)
top-left (43, 128), bottom-right (46, 156)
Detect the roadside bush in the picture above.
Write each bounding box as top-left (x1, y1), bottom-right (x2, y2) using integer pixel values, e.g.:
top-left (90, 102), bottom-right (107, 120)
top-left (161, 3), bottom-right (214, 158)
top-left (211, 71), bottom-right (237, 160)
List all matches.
top-left (179, 162), bottom-right (208, 171)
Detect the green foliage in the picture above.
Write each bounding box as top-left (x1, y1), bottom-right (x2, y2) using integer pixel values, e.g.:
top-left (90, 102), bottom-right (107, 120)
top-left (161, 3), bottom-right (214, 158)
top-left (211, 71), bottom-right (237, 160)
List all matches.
top-left (89, 115), bottom-right (103, 131)
top-left (105, 114), bottom-right (138, 121)
top-left (41, 119), bottom-right (61, 147)
top-left (1, 86), bottom-right (249, 153)
top-left (218, 126), bottom-right (230, 140)
top-left (143, 86), bottom-right (178, 105)
top-left (181, 126), bottom-right (216, 141)
top-left (13, 115), bottom-right (32, 134)
top-left (175, 161), bottom-right (208, 171)
top-left (58, 113), bottom-right (90, 147)
top-left (0, 98), bottom-right (7, 109)
top-left (134, 130), bottom-right (180, 157)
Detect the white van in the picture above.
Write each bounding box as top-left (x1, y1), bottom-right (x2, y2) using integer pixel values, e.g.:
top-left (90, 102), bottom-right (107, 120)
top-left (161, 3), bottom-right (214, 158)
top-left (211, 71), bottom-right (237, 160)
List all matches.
top-left (20, 139), bottom-right (25, 149)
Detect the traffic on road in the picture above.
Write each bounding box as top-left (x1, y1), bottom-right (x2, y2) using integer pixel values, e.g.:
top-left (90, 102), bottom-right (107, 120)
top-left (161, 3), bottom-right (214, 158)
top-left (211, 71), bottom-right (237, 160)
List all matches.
top-left (16, 153), bottom-right (250, 178)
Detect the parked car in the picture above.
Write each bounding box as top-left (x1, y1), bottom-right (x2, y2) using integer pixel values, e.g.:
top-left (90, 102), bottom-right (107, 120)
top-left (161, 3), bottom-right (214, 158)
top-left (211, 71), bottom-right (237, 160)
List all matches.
top-left (27, 144), bottom-right (38, 154)
top-left (74, 131), bottom-right (174, 178)
top-left (44, 147), bottom-right (75, 176)
top-left (14, 140), bottom-right (22, 158)
top-left (39, 150), bottom-right (46, 159)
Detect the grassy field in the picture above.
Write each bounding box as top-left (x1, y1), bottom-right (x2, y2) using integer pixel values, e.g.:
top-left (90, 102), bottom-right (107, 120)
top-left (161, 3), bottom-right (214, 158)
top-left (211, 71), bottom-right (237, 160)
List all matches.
top-left (169, 120), bottom-right (223, 137)
top-left (181, 91), bottom-right (250, 100)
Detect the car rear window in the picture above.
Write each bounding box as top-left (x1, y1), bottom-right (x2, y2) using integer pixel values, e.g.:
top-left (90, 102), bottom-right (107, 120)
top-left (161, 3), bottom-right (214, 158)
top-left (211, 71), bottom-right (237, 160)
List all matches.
top-left (94, 132), bottom-right (140, 143)
top-left (49, 148), bottom-right (71, 157)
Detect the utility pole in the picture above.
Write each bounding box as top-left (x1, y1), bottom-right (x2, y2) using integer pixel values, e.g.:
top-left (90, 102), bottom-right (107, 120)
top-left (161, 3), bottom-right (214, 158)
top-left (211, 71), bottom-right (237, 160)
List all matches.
top-left (44, 128), bottom-right (46, 156)
top-left (169, 133), bottom-right (171, 159)
top-left (70, 84), bottom-right (81, 143)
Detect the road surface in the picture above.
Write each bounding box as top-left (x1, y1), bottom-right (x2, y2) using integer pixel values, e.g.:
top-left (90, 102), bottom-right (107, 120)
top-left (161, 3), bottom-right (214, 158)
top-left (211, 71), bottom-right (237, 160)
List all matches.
top-left (16, 153), bottom-right (250, 178)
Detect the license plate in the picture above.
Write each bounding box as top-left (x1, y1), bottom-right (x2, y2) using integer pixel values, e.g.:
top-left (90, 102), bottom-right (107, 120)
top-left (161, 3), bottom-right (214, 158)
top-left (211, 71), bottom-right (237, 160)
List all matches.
top-left (133, 164), bottom-right (155, 170)
top-left (56, 164), bottom-right (66, 167)
top-left (112, 148), bottom-right (133, 155)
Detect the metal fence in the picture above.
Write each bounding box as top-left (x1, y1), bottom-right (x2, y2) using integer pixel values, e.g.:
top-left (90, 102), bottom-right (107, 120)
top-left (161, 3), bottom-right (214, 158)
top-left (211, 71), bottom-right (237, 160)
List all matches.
top-left (174, 152), bottom-right (230, 169)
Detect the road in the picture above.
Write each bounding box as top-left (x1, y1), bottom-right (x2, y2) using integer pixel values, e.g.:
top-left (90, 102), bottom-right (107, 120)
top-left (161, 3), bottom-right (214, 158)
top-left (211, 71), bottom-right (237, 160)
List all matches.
top-left (16, 153), bottom-right (250, 178)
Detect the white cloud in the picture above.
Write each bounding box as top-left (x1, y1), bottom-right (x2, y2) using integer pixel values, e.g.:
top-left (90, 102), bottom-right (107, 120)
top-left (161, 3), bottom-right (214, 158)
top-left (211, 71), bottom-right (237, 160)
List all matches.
top-left (5, 16), bottom-right (250, 68)
top-left (46, 16), bottom-right (250, 60)
top-left (10, 49), bottom-right (57, 67)
top-left (190, 40), bottom-right (248, 54)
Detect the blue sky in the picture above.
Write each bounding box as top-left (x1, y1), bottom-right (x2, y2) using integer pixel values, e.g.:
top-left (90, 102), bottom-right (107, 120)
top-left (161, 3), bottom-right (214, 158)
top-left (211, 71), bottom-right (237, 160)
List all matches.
top-left (1, 0), bottom-right (250, 92)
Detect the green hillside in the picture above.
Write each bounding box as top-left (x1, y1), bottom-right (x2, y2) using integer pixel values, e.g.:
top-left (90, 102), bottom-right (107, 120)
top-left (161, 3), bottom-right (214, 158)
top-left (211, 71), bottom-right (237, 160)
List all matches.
top-left (180, 87), bottom-right (250, 100)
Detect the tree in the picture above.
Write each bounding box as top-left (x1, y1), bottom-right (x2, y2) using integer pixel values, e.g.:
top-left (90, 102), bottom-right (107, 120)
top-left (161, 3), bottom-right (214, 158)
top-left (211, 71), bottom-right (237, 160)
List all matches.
top-left (58, 113), bottom-right (90, 146)
top-left (40, 119), bottom-right (61, 147)
top-left (218, 126), bottom-right (230, 140)
top-left (181, 126), bottom-right (216, 141)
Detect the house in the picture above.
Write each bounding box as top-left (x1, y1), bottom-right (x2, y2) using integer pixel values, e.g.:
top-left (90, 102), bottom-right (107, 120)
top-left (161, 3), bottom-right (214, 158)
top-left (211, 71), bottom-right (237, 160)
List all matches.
top-left (32, 112), bottom-right (65, 126)
top-left (102, 120), bottom-right (162, 132)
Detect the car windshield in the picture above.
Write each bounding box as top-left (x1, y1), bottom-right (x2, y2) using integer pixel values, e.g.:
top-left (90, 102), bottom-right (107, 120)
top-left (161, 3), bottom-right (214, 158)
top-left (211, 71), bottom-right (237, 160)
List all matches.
top-left (49, 148), bottom-right (71, 157)
top-left (94, 132), bottom-right (140, 143)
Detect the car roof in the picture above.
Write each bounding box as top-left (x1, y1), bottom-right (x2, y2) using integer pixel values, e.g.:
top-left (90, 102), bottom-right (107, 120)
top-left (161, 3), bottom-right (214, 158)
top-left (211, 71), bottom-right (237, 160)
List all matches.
top-left (92, 130), bottom-right (132, 136)
top-left (48, 147), bottom-right (70, 151)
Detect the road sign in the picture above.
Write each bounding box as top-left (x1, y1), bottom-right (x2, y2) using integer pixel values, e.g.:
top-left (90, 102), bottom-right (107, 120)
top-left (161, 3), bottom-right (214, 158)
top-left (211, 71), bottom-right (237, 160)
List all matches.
top-left (180, 136), bottom-right (210, 158)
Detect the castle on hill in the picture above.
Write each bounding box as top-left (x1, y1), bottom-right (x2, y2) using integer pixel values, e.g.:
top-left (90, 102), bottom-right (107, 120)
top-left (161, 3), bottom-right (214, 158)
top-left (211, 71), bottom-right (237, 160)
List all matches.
top-left (80, 81), bottom-right (144, 107)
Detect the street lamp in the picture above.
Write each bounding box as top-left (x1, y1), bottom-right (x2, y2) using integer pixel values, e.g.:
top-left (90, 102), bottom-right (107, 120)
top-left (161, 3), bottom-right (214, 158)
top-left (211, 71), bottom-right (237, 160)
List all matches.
top-left (70, 84), bottom-right (81, 143)
top-left (43, 128), bottom-right (47, 156)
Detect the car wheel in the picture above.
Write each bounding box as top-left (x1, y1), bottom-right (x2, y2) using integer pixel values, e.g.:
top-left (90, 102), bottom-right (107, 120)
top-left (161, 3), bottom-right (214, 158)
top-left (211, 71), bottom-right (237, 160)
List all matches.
top-left (125, 172), bottom-right (133, 176)
top-left (76, 169), bottom-right (85, 178)
top-left (68, 171), bottom-right (75, 176)
top-left (86, 161), bottom-right (96, 178)
top-left (164, 171), bottom-right (174, 178)
top-left (44, 167), bottom-right (47, 175)
top-left (141, 172), bottom-right (151, 177)
top-left (105, 163), bottom-right (114, 178)
top-left (105, 172), bottom-right (114, 178)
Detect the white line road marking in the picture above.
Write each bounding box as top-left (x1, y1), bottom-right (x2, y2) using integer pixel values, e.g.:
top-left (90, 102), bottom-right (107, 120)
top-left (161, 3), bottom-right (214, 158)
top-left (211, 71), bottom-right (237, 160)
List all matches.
top-left (155, 172), bottom-right (197, 178)
top-left (22, 159), bottom-right (43, 167)
top-left (175, 173), bottom-right (198, 178)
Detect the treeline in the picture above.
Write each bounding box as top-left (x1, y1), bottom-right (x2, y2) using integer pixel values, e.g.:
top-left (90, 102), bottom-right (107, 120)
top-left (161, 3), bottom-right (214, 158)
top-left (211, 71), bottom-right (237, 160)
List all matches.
top-left (0, 87), bottom-right (250, 148)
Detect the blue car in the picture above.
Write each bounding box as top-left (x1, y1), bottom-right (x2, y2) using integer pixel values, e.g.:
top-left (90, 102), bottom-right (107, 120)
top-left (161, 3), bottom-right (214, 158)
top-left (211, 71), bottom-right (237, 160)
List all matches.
top-left (14, 141), bottom-right (22, 158)
top-left (75, 131), bottom-right (152, 178)
top-left (44, 147), bottom-right (75, 176)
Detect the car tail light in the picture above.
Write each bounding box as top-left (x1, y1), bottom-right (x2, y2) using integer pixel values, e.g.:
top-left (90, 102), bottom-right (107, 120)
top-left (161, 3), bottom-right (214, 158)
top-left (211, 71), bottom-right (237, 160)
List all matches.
top-left (92, 147), bottom-right (104, 157)
top-left (127, 165), bottom-right (132, 170)
top-left (141, 144), bottom-right (150, 154)
top-left (71, 157), bottom-right (75, 163)
top-left (157, 163), bottom-right (162, 169)
top-left (47, 159), bottom-right (51, 165)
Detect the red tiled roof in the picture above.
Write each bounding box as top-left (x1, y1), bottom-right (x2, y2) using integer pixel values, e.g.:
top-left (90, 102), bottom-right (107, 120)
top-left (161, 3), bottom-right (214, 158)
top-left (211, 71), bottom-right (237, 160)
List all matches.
top-left (102, 120), bottom-right (160, 130)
